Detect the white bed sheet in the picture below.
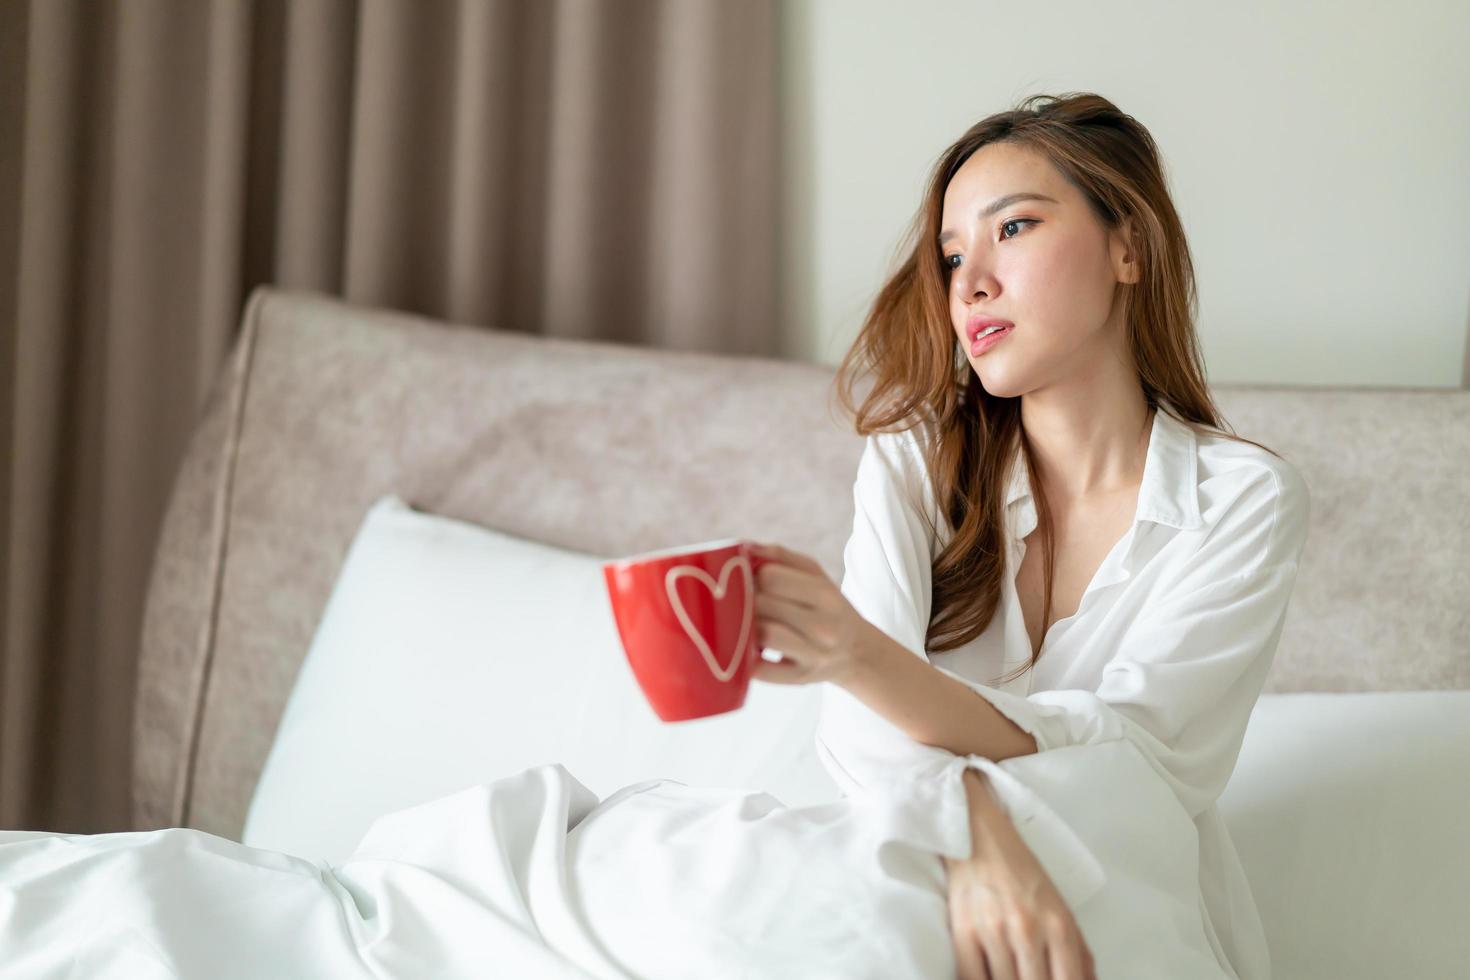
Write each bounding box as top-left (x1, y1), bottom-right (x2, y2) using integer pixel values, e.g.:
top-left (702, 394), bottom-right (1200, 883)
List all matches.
top-left (3, 738), bottom-right (1223, 980)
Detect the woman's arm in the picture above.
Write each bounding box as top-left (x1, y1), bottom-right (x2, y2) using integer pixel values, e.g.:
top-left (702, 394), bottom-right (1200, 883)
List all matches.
top-left (844, 622), bottom-right (1040, 763)
top-left (953, 766), bottom-right (1015, 857)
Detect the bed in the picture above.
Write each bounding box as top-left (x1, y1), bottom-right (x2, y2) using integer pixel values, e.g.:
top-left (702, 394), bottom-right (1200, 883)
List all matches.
top-left (11, 285), bottom-right (1467, 978)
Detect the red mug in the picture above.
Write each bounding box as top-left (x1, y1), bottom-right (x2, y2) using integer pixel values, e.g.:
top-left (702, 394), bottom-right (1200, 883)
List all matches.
top-left (602, 538), bottom-right (773, 721)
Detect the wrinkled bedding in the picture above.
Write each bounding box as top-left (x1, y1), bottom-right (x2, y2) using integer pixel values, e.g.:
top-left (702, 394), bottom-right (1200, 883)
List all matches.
top-left (1, 740), bottom-right (1227, 979)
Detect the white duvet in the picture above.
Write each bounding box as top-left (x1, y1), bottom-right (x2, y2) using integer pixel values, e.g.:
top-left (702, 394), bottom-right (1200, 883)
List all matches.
top-left (1, 740), bottom-right (1228, 980)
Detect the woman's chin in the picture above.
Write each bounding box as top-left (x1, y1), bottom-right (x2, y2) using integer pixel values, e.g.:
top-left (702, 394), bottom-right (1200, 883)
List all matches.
top-left (972, 364), bottom-right (1025, 399)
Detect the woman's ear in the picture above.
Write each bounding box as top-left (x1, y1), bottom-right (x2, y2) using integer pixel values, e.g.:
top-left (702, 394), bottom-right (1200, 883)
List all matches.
top-left (1112, 217), bottom-right (1141, 285)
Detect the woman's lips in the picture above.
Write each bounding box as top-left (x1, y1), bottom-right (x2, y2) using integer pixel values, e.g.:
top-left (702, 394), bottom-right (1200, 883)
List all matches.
top-left (970, 325), bottom-right (1013, 355)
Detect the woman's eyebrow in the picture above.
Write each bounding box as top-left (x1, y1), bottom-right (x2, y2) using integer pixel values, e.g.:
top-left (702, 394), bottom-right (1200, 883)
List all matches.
top-left (938, 192), bottom-right (1059, 244)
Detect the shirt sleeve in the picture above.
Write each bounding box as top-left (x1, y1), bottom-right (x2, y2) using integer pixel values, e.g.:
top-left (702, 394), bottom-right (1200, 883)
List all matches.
top-left (950, 462), bottom-right (1311, 819)
top-left (814, 427), bottom-right (957, 799)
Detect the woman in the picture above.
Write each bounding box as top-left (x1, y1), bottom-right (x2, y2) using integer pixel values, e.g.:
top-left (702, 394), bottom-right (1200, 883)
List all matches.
top-left (0, 92), bottom-right (1307, 980)
top-left (749, 92), bottom-right (1309, 980)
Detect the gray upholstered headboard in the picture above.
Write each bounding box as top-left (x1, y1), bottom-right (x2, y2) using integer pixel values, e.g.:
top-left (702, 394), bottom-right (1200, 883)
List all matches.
top-left (134, 285), bottom-right (1470, 838)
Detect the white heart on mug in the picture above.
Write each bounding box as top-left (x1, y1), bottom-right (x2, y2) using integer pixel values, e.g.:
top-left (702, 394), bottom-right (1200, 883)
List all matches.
top-left (664, 555), bottom-right (755, 683)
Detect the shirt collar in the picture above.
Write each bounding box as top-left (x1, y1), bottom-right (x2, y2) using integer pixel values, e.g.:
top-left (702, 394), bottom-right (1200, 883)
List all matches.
top-left (1006, 405), bottom-right (1204, 534)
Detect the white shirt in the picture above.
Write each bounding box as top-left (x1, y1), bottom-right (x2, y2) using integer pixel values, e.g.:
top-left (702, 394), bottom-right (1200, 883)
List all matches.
top-left (815, 404), bottom-right (1310, 980)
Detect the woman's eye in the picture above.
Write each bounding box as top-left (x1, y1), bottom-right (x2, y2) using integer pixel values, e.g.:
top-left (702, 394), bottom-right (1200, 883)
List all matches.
top-left (1000, 218), bottom-right (1037, 240)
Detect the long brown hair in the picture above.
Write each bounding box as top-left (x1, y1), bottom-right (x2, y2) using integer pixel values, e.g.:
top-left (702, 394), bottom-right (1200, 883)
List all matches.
top-left (829, 92), bottom-right (1280, 685)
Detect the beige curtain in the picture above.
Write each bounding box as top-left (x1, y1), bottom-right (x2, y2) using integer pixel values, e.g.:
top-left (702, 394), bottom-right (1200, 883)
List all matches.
top-left (0, 0), bottom-right (779, 833)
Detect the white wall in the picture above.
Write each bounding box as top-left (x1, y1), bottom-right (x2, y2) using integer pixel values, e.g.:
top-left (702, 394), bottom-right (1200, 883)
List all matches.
top-left (777, 0), bottom-right (1470, 387)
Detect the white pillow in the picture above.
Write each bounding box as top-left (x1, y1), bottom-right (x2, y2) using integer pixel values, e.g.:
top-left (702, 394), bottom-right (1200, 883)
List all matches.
top-left (1218, 690), bottom-right (1470, 979)
top-left (242, 494), bottom-right (840, 865)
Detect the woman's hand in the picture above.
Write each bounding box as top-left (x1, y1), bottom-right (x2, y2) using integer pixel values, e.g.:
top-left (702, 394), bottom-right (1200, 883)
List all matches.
top-left (942, 809), bottom-right (1097, 980)
top-left (746, 541), bottom-right (876, 688)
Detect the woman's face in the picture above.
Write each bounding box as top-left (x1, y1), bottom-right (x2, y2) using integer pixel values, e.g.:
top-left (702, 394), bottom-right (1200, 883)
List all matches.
top-left (939, 142), bottom-right (1138, 398)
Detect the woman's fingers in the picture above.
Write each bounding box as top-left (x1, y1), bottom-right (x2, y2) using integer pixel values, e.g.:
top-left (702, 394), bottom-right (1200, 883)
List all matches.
top-left (1046, 940), bottom-right (1080, 980)
top-left (953, 933), bottom-right (989, 980)
top-left (747, 653), bottom-right (803, 684)
top-left (1046, 929), bottom-right (1098, 980)
top-left (750, 541), bottom-right (823, 576)
top-left (977, 924), bottom-right (1019, 980)
top-left (754, 589), bottom-right (815, 625)
top-left (754, 618), bottom-right (813, 665)
top-left (1009, 922), bottom-right (1050, 980)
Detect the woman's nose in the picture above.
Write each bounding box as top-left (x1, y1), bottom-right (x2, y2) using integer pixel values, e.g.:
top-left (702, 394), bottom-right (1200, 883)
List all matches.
top-left (960, 266), bottom-right (997, 302)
